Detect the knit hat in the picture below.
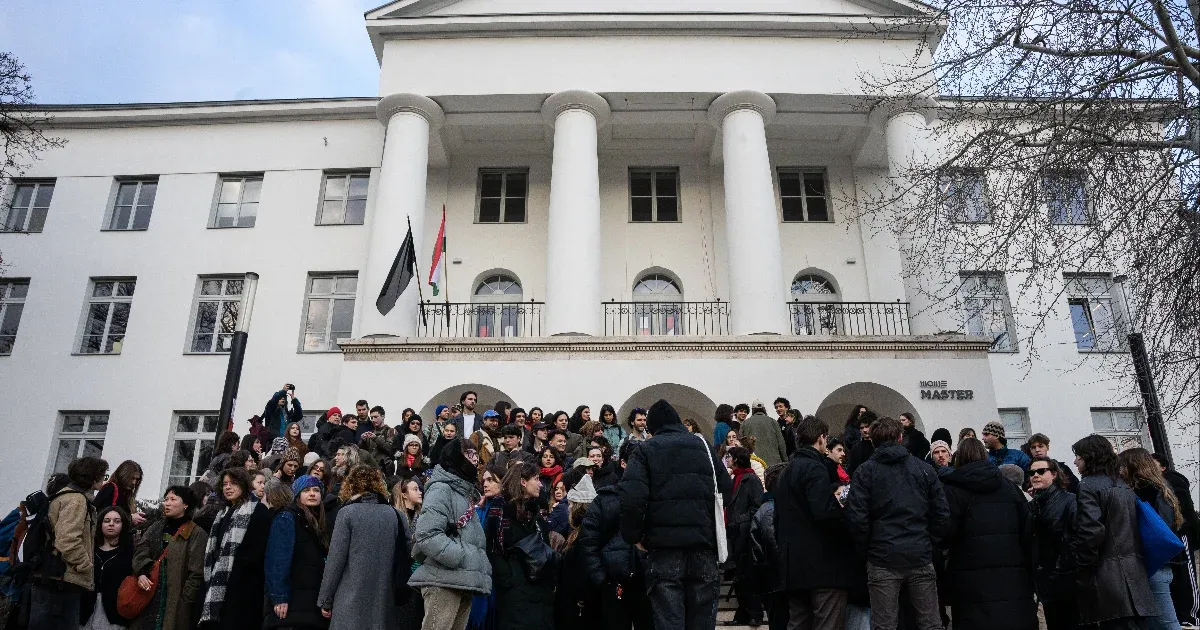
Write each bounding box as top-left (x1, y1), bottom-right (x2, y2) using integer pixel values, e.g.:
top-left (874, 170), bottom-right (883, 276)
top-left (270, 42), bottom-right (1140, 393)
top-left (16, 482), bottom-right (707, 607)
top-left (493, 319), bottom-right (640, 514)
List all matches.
top-left (291, 474), bottom-right (323, 496)
top-left (327, 406), bottom-right (342, 418)
top-left (930, 440), bottom-right (951, 454)
top-left (270, 437), bottom-right (289, 455)
top-left (402, 433), bottom-right (423, 451)
top-left (280, 447), bottom-right (301, 463)
top-left (982, 420), bottom-right (1006, 440)
top-left (566, 475), bottom-right (597, 504)
top-left (302, 452), bottom-right (320, 466)
top-left (435, 404), bottom-right (449, 417)
top-left (647, 399), bottom-right (681, 435)
top-left (930, 428), bottom-right (953, 449)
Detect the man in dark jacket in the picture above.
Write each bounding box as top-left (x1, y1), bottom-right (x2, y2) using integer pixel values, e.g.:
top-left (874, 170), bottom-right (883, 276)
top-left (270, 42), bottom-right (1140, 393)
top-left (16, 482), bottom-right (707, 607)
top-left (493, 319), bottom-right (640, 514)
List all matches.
top-left (620, 399), bottom-right (733, 630)
top-left (776, 415), bottom-right (856, 629)
top-left (307, 407), bottom-right (343, 458)
top-left (261, 385), bottom-right (303, 440)
top-left (844, 416), bottom-right (949, 630)
top-left (1153, 453), bottom-right (1200, 627)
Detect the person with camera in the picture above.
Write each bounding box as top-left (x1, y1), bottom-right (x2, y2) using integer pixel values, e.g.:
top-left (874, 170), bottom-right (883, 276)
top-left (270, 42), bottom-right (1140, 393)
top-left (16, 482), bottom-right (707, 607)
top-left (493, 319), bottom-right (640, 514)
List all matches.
top-left (263, 384), bottom-right (304, 441)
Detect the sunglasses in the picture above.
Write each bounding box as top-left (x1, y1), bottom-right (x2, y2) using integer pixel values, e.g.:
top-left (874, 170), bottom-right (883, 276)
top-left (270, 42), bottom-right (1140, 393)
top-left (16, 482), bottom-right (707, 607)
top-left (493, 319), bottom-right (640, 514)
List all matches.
top-left (1029, 468), bottom-right (1053, 476)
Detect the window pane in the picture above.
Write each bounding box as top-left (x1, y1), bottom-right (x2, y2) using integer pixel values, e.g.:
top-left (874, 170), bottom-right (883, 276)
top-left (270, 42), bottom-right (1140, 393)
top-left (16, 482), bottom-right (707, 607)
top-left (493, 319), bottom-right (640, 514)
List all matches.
top-left (108, 303), bottom-right (130, 336)
top-left (1091, 411), bottom-right (1115, 432)
top-left (305, 299), bottom-right (330, 334)
top-left (170, 440), bottom-right (196, 479)
top-left (4, 206), bottom-right (27, 231)
top-left (331, 299), bottom-right (354, 331)
top-left (87, 415), bottom-right (108, 433)
top-left (237, 203), bottom-right (258, 227)
top-left (33, 184), bottom-right (54, 208)
top-left (324, 175), bottom-right (347, 201)
top-left (0, 303), bottom-right (24, 338)
top-left (503, 198), bottom-right (526, 223)
top-left (803, 172), bottom-right (826, 198)
top-left (778, 172), bottom-right (801, 197)
top-left (806, 197), bottom-right (829, 222)
top-left (656, 196), bottom-right (678, 222)
top-left (241, 179), bottom-right (262, 203)
top-left (303, 333), bottom-right (325, 351)
top-left (655, 172), bottom-right (677, 198)
top-left (219, 300), bottom-right (239, 333)
top-left (225, 280), bottom-right (243, 296)
top-left (201, 415), bottom-right (219, 432)
top-left (105, 334), bottom-right (124, 354)
top-left (132, 205), bottom-right (152, 230)
top-left (193, 302), bottom-right (218, 335)
top-left (176, 414), bottom-right (199, 433)
top-left (26, 207), bottom-right (47, 232)
top-left (111, 205), bottom-right (132, 230)
top-left (137, 182), bottom-right (157, 207)
top-left (11, 185), bottom-right (33, 210)
top-left (631, 198), bottom-right (653, 222)
top-left (117, 281), bottom-right (135, 297)
top-left (505, 173), bottom-right (527, 198)
top-left (215, 203), bottom-right (238, 227)
top-left (82, 439), bottom-right (104, 459)
top-left (478, 198), bottom-right (501, 223)
top-left (116, 182), bottom-right (138, 206)
top-left (61, 414), bottom-right (86, 432)
top-left (320, 199), bottom-right (345, 224)
top-left (344, 198), bottom-right (366, 224)
top-left (630, 172), bottom-right (652, 197)
top-left (1069, 301), bottom-right (1095, 349)
top-left (9, 282), bottom-right (28, 299)
top-left (334, 276), bottom-right (357, 294)
top-left (200, 280), bottom-right (223, 296)
top-left (310, 277), bottom-right (334, 295)
top-left (781, 198), bottom-right (804, 222)
top-left (480, 173), bottom-right (504, 198)
top-left (347, 175), bottom-right (370, 198)
top-left (219, 180), bottom-right (242, 203)
top-left (85, 303), bottom-right (111, 335)
top-left (80, 335), bottom-right (103, 354)
top-left (1112, 410), bottom-right (1140, 432)
top-left (53, 440), bottom-right (78, 475)
top-left (196, 440), bottom-right (214, 475)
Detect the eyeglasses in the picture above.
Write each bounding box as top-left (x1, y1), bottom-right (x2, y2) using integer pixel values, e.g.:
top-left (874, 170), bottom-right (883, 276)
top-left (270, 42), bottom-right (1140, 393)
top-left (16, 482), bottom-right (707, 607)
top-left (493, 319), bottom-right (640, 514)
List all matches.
top-left (1029, 468), bottom-right (1053, 476)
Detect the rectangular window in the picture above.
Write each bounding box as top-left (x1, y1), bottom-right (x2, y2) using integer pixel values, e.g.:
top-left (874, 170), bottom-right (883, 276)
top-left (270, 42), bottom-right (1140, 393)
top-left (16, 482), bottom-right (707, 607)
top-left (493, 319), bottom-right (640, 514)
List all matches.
top-left (629, 169), bottom-right (680, 222)
top-left (1066, 275), bottom-right (1124, 352)
top-left (4, 180), bottom-right (55, 233)
top-left (997, 408), bottom-right (1031, 445)
top-left (212, 175), bottom-right (262, 228)
top-left (0, 279), bottom-right (29, 355)
top-left (188, 277), bottom-right (244, 353)
top-left (49, 412), bottom-right (108, 476)
top-left (1090, 408), bottom-right (1148, 452)
top-left (301, 273), bottom-right (356, 352)
top-left (940, 169), bottom-right (989, 223)
top-left (778, 169), bottom-right (829, 222)
top-left (107, 179), bottom-right (157, 231)
top-left (300, 412), bottom-right (321, 439)
top-left (962, 273), bottom-right (1017, 352)
top-left (1043, 172), bottom-right (1089, 225)
top-left (477, 170), bottom-right (528, 223)
top-left (318, 172), bottom-right (369, 225)
top-left (78, 278), bottom-right (136, 354)
top-left (166, 412), bottom-right (218, 487)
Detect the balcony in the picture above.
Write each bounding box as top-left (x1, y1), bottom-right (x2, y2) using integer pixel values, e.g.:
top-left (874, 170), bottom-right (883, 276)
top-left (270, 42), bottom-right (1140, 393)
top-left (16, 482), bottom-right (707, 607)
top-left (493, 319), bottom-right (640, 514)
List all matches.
top-left (603, 301), bottom-right (731, 336)
top-left (788, 301), bottom-right (911, 336)
top-left (417, 301), bottom-right (544, 338)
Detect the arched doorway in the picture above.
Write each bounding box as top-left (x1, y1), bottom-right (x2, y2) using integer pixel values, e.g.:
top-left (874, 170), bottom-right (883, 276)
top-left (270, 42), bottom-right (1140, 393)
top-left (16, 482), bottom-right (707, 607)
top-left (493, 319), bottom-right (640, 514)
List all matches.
top-left (815, 382), bottom-right (924, 433)
top-left (417, 383), bottom-right (519, 429)
top-left (618, 383), bottom-right (718, 436)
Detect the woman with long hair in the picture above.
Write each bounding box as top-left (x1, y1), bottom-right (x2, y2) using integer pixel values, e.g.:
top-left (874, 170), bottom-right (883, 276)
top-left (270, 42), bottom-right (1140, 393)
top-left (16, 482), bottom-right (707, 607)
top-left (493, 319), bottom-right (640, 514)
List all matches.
top-left (713, 403), bottom-right (734, 447)
top-left (275, 448), bottom-right (302, 486)
top-left (1028, 456), bottom-right (1078, 630)
top-left (284, 422), bottom-right (308, 459)
top-left (82, 506), bottom-right (134, 630)
top-left (465, 462), bottom-right (506, 630)
top-left (1120, 447), bottom-right (1185, 630)
top-left (265, 475), bottom-right (329, 630)
top-left (939, 438), bottom-right (1036, 629)
top-left (130, 486), bottom-right (208, 630)
top-left (389, 435), bottom-right (428, 482)
top-left (554, 476), bottom-right (599, 629)
top-left (719, 429), bottom-right (742, 461)
top-left (240, 434), bottom-right (264, 463)
top-left (206, 432), bottom-right (242, 474)
top-left (485, 462), bottom-right (556, 630)
top-left (199, 468), bottom-right (272, 630)
top-left (597, 404), bottom-right (625, 448)
top-left (537, 448), bottom-right (564, 497)
top-left (308, 459), bottom-right (330, 489)
top-left (94, 460), bottom-right (145, 526)
top-left (568, 405), bottom-right (591, 434)
top-left (725, 446), bottom-right (766, 626)
top-left (840, 404), bottom-right (869, 451)
top-left (392, 478), bottom-right (426, 630)
top-left (1070, 435), bottom-right (1156, 629)
top-left (331, 445), bottom-right (363, 491)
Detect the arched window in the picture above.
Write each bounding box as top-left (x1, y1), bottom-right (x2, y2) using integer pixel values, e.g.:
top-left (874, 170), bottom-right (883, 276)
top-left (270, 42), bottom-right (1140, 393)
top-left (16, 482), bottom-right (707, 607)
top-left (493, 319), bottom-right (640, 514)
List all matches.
top-left (471, 274), bottom-right (522, 337)
top-left (790, 274), bottom-right (837, 299)
top-left (632, 273), bottom-right (682, 335)
top-left (790, 273), bottom-right (838, 335)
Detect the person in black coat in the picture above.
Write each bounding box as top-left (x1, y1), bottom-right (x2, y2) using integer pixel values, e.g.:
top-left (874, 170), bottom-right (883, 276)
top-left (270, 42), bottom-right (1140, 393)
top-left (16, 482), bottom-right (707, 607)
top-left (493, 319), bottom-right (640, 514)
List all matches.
top-left (725, 447), bottom-right (765, 626)
top-left (265, 475), bottom-right (329, 630)
top-left (899, 412), bottom-right (930, 461)
top-left (197, 468), bottom-right (273, 630)
top-left (1025, 433), bottom-right (1080, 494)
top-left (262, 386), bottom-right (304, 440)
top-left (775, 416), bottom-right (858, 630)
top-left (1154, 452), bottom-right (1200, 627)
top-left (81, 505), bottom-right (135, 628)
top-left (939, 439), bottom-right (1036, 630)
top-left (1069, 434), bottom-right (1157, 630)
top-left (843, 411), bottom-right (877, 476)
top-left (619, 399), bottom-right (733, 630)
top-left (749, 463), bottom-right (787, 630)
top-left (1027, 456), bottom-right (1078, 630)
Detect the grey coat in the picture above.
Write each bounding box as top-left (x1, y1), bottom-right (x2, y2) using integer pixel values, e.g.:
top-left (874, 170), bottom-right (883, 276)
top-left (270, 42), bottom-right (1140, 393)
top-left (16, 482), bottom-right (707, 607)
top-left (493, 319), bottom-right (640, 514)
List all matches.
top-left (410, 466), bottom-right (492, 595)
top-left (317, 494), bottom-right (400, 630)
top-left (740, 412), bottom-right (788, 467)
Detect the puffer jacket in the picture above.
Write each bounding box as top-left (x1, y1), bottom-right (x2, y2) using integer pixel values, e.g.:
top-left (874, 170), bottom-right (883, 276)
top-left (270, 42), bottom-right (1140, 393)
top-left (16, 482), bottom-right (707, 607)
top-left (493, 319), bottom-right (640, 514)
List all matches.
top-left (1069, 474), bottom-right (1157, 624)
top-left (579, 486), bottom-right (636, 587)
top-left (410, 466), bottom-right (492, 595)
top-left (1030, 485), bottom-right (1077, 603)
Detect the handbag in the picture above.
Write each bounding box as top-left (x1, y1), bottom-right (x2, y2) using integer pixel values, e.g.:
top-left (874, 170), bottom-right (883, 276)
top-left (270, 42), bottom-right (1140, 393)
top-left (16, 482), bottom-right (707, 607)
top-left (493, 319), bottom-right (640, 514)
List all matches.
top-left (116, 547), bottom-right (166, 619)
top-left (1136, 497), bottom-right (1184, 575)
top-left (695, 434), bottom-right (728, 564)
top-left (513, 520), bottom-right (558, 583)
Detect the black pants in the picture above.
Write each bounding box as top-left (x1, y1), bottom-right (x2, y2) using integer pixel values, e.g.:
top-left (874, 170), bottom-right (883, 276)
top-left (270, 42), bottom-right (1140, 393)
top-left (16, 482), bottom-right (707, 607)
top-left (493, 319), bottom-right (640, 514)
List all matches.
top-left (767, 593), bottom-right (789, 630)
top-left (645, 548), bottom-right (721, 630)
top-left (733, 576), bottom-right (764, 623)
top-left (27, 582), bottom-right (81, 630)
top-left (1042, 600), bottom-right (1079, 630)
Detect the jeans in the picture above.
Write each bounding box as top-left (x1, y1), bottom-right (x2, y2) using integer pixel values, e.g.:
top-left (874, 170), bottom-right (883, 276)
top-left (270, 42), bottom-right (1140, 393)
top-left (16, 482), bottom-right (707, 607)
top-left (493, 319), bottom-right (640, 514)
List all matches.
top-left (644, 548), bottom-right (721, 630)
top-left (27, 582), bottom-right (82, 630)
top-left (787, 588), bottom-right (848, 630)
top-left (1147, 566), bottom-right (1181, 630)
top-left (865, 563), bottom-right (942, 630)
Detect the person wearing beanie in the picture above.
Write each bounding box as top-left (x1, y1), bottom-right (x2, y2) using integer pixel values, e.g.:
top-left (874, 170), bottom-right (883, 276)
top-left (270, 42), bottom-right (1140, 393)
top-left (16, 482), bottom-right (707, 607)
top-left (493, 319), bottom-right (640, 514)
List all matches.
top-left (385, 433), bottom-right (428, 483)
top-left (925, 428), bottom-right (953, 466)
top-left (411, 438), bottom-right (492, 629)
top-left (424, 404), bottom-right (452, 446)
top-left (930, 440), bottom-right (953, 473)
top-left (260, 437), bottom-right (291, 472)
top-left (309, 407), bottom-right (345, 459)
top-left (620, 399), bottom-right (733, 629)
top-left (982, 420), bottom-right (1031, 470)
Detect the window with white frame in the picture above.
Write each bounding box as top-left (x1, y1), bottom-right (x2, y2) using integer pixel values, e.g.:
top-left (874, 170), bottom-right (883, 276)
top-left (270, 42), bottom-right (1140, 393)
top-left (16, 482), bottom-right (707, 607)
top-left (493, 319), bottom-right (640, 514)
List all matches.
top-left (78, 279), bottom-right (136, 354)
top-left (962, 273), bottom-right (1017, 352)
top-left (1043, 172), bottom-right (1089, 225)
top-left (0, 279), bottom-right (29, 355)
top-left (107, 179), bottom-right (157, 231)
top-left (1090, 408), bottom-right (1147, 452)
top-left (632, 274), bottom-right (683, 335)
top-left (318, 172), bottom-right (369, 225)
top-left (629, 169), bottom-right (679, 222)
top-left (212, 175), bottom-right (262, 228)
top-left (471, 274), bottom-right (523, 337)
top-left (166, 412), bottom-right (218, 487)
top-left (1066, 275), bottom-right (1124, 352)
top-left (477, 170), bottom-right (527, 223)
top-left (997, 408), bottom-right (1031, 445)
top-left (4, 180), bottom-right (55, 233)
top-left (188, 277), bottom-right (243, 353)
top-left (940, 169), bottom-right (989, 223)
top-left (301, 273), bottom-right (356, 351)
top-left (778, 169), bottom-right (829, 222)
top-left (299, 412), bottom-right (321, 439)
top-left (49, 412), bottom-right (108, 476)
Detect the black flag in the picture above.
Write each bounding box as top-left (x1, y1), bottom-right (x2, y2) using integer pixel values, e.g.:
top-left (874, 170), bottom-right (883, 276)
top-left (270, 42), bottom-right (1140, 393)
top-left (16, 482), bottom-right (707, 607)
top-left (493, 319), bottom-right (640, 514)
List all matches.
top-left (376, 226), bottom-right (417, 315)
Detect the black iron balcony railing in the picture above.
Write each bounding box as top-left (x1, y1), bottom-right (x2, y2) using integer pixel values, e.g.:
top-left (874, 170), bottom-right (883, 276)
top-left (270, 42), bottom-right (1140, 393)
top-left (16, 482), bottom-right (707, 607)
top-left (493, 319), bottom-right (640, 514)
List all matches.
top-left (788, 301), bottom-right (911, 336)
top-left (603, 301), bottom-right (731, 336)
top-left (418, 301), bottom-right (544, 338)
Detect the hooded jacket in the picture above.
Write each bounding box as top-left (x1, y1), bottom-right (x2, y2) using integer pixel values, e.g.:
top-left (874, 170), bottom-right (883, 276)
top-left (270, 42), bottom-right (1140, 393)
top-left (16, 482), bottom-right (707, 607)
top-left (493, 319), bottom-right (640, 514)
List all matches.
top-left (579, 485), bottom-right (637, 587)
top-left (409, 466), bottom-right (491, 595)
top-left (940, 460), bottom-right (1037, 630)
top-left (844, 443), bottom-right (950, 570)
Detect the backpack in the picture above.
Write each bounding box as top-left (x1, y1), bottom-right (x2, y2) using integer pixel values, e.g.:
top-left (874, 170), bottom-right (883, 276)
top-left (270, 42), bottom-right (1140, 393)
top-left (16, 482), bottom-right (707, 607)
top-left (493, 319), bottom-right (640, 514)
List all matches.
top-left (0, 507), bottom-right (21, 597)
top-left (8, 489), bottom-right (82, 587)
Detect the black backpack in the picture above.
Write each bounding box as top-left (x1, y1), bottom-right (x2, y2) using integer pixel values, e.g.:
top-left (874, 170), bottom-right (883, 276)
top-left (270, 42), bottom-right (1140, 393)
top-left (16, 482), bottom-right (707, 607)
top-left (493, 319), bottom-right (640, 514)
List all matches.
top-left (9, 489), bottom-right (81, 586)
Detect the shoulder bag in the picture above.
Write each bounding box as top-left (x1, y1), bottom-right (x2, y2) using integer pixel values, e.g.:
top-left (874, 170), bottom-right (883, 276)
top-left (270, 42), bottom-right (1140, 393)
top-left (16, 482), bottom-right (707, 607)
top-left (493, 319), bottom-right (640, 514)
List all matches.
top-left (1136, 497), bottom-right (1183, 575)
top-left (513, 518), bottom-right (558, 583)
top-left (116, 545), bottom-right (167, 619)
top-left (695, 434), bottom-right (728, 564)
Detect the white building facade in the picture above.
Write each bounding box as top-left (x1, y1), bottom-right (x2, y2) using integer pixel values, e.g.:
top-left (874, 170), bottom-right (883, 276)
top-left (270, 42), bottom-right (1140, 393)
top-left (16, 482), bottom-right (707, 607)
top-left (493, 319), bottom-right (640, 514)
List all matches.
top-left (0, 0), bottom-right (1192, 504)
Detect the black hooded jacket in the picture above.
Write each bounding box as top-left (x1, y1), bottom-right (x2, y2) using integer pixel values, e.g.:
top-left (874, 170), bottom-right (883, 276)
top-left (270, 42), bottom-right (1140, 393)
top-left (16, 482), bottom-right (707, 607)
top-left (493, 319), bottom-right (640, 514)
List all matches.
top-left (1029, 485), bottom-right (1077, 602)
top-left (579, 485), bottom-right (637, 587)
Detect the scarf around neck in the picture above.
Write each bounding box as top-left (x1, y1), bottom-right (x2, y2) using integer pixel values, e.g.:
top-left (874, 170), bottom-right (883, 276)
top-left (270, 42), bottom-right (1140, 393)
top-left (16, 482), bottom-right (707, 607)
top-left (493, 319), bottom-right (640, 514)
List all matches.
top-left (200, 500), bottom-right (257, 622)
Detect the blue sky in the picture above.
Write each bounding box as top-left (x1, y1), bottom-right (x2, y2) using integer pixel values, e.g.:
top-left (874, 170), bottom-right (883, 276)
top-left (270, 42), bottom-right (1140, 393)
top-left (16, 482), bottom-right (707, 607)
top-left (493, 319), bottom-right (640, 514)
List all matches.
top-left (1, 0), bottom-right (384, 104)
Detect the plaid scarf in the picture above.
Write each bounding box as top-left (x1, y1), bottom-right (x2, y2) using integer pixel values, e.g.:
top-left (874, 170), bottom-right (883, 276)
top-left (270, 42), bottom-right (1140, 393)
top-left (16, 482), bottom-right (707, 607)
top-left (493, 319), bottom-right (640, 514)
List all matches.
top-left (200, 500), bottom-right (256, 622)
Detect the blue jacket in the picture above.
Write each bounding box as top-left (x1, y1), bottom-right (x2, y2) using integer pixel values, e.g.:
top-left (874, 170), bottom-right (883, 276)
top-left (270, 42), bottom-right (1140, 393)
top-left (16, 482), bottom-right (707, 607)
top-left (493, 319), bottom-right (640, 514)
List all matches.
top-left (713, 421), bottom-right (731, 447)
top-left (988, 447), bottom-right (1031, 470)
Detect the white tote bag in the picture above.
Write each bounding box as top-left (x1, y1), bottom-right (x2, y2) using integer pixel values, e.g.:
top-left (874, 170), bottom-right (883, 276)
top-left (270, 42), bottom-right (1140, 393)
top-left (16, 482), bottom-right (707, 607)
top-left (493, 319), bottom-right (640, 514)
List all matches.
top-left (696, 434), bottom-right (729, 563)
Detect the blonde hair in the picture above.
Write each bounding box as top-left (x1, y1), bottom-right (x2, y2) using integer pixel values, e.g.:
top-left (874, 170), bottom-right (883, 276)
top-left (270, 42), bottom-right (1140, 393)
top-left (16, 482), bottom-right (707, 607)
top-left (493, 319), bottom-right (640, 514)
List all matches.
top-left (565, 501), bottom-right (590, 548)
top-left (1119, 448), bottom-right (1183, 530)
top-left (339, 465), bottom-right (388, 502)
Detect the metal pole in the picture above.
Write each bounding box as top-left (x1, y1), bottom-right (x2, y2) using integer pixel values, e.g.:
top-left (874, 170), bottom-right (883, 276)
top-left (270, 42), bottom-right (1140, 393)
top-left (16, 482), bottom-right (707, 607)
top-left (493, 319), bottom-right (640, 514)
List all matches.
top-left (1112, 275), bottom-right (1172, 465)
top-left (216, 272), bottom-right (259, 451)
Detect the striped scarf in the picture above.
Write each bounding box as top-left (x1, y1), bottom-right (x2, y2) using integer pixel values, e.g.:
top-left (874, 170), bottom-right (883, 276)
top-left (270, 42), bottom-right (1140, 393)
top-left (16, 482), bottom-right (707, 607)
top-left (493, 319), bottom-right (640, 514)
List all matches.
top-left (199, 500), bottom-right (256, 622)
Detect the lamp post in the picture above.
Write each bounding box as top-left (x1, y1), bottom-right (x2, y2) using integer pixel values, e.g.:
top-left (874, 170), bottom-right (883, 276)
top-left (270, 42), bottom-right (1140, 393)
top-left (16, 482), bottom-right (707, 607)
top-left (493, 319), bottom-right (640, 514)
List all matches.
top-left (215, 272), bottom-right (259, 450)
top-left (1111, 275), bottom-right (1172, 466)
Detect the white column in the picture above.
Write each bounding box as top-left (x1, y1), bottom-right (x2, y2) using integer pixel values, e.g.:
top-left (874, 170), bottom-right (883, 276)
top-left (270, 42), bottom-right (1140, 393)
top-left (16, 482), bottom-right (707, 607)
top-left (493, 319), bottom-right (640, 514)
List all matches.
top-left (542, 90), bottom-right (611, 336)
top-left (360, 94), bottom-right (444, 337)
top-left (708, 90), bottom-right (790, 335)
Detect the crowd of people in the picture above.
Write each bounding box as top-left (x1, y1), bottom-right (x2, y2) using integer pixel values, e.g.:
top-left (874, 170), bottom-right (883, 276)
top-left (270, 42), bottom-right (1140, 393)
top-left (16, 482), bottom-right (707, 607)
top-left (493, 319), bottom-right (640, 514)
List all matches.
top-left (4, 386), bottom-right (1199, 630)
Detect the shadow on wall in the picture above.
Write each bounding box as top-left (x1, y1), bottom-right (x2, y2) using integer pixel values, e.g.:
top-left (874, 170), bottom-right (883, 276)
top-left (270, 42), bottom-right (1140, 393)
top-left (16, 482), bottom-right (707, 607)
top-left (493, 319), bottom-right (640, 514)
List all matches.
top-left (417, 383), bottom-right (519, 428)
top-left (816, 381), bottom-right (924, 435)
top-left (618, 382), bottom-right (719, 437)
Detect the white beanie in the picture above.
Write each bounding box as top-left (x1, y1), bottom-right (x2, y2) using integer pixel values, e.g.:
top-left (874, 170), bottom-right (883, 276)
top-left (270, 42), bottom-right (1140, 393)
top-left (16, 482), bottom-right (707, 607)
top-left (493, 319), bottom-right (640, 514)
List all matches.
top-left (402, 433), bottom-right (423, 451)
top-left (566, 475), bottom-right (597, 504)
top-left (303, 451), bottom-right (320, 467)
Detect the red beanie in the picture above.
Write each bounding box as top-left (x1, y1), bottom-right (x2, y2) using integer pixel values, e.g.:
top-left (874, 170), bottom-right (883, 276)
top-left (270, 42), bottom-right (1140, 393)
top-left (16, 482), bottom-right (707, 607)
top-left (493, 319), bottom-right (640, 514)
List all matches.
top-left (328, 406), bottom-right (342, 418)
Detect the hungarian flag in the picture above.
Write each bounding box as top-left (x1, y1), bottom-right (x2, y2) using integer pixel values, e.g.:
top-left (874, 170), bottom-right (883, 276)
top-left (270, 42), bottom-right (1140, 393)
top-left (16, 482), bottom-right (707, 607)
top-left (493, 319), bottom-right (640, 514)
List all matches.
top-left (375, 225), bottom-right (416, 315)
top-left (429, 206), bottom-right (446, 296)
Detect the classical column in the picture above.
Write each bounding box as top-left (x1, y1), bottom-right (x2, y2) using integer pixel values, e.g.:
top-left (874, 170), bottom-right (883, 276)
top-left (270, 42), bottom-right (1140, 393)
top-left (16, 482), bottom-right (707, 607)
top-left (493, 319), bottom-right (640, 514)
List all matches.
top-left (542, 90), bottom-right (611, 336)
top-left (360, 94), bottom-right (444, 337)
top-left (708, 90), bottom-right (790, 335)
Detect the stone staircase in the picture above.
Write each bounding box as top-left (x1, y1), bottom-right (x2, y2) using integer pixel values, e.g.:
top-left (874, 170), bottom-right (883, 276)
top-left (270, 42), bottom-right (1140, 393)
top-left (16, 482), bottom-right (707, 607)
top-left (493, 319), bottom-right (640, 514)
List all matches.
top-left (716, 578), bottom-right (764, 629)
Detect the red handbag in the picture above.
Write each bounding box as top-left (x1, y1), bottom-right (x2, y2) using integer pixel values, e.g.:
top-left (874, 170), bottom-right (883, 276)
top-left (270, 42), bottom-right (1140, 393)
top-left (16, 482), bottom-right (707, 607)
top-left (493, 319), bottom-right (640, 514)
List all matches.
top-left (116, 546), bottom-right (166, 619)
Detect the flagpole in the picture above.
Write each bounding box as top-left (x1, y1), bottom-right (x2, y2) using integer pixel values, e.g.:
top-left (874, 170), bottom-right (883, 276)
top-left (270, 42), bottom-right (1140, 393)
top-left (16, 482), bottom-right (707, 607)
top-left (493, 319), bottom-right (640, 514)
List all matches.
top-left (441, 206), bottom-right (450, 326)
top-left (408, 215), bottom-right (428, 328)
